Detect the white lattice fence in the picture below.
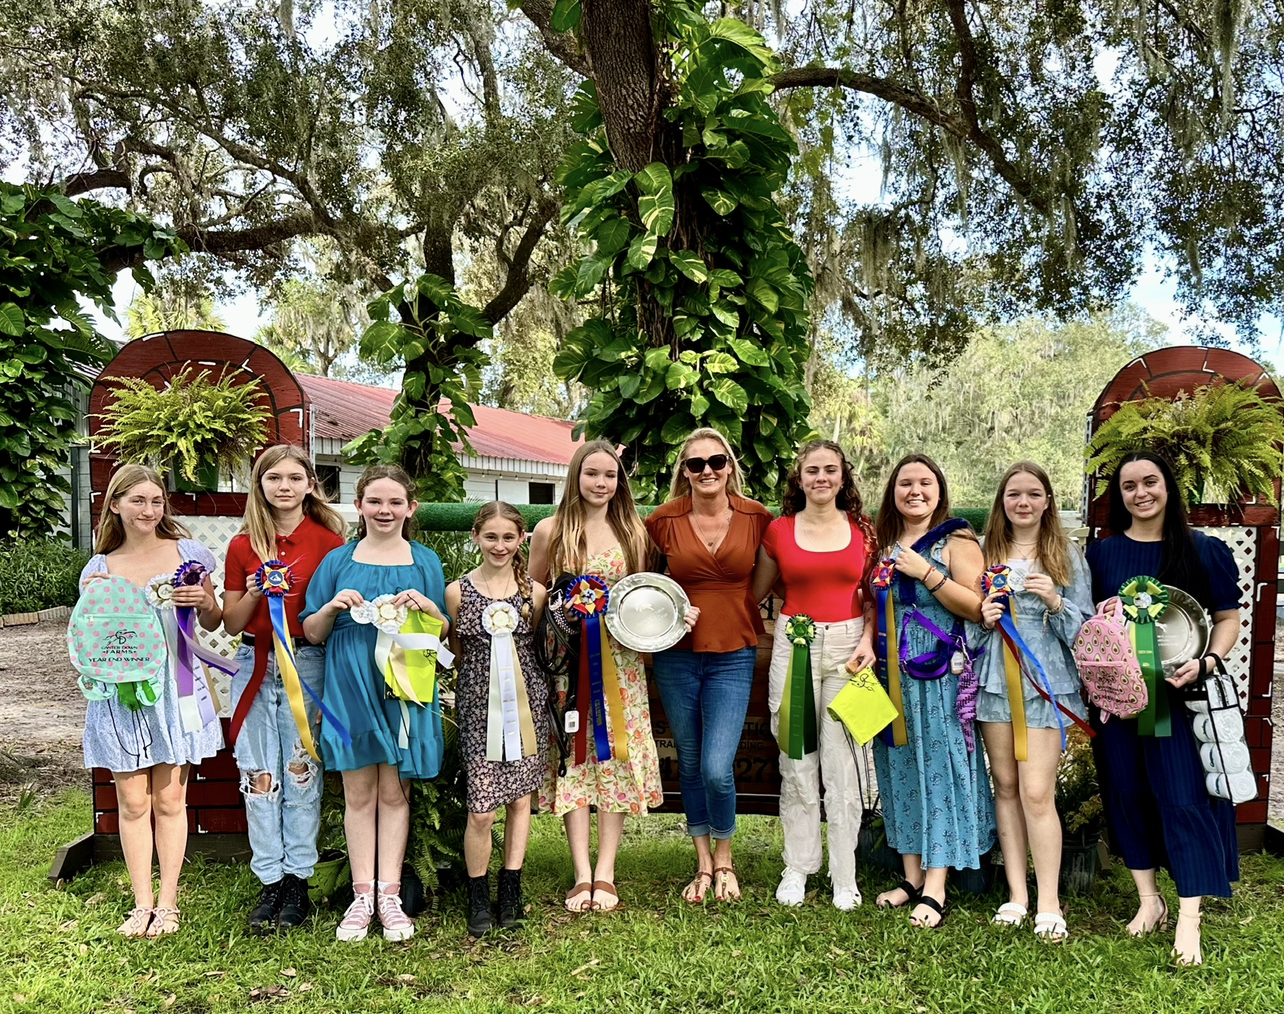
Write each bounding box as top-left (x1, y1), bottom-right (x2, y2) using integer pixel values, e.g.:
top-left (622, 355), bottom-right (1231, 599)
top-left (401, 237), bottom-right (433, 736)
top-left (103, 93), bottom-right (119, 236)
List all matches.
top-left (181, 515), bottom-right (244, 714)
top-left (1203, 526), bottom-right (1257, 708)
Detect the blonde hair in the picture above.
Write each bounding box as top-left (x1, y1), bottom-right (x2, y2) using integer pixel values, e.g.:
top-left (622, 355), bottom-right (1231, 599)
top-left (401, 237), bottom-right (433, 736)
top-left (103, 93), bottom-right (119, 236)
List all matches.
top-left (240, 445), bottom-right (347, 562)
top-left (95, 464), bottom-right (191, 554)
top-left (666, 427), bottom-right (745, 502)
top-left (354, 464), bottom-right (417, 540)
top-left (473, 501), bottom-right (534, 620)
top-left (546, 440), bottom-right (651, 578)
top-left (982, 461), bottom-right (1072, 587)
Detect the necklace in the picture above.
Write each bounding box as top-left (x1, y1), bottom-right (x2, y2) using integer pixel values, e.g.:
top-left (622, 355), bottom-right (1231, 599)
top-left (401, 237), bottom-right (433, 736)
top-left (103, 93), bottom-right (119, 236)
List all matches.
top-left (476, 569), bottom-right (515, 600)
top-left (691, 504), bottom-right (732, 551)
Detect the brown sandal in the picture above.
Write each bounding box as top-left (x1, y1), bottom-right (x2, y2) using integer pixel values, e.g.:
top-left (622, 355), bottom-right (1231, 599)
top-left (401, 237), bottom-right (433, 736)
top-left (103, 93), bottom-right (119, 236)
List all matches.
top-left (713, 865), bottom-right (740, 903)
top-left (590, 880), bottom-right (621, 912)
top-left (565, 882), bottom-right (593, 912)
top-left (682, 871), bottom-right (713, 904)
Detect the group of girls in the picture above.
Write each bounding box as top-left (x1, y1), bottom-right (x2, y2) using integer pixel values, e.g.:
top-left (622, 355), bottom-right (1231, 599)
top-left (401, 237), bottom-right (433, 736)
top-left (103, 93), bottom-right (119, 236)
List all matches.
top-left (78, 432), bottom-right (1240, 966)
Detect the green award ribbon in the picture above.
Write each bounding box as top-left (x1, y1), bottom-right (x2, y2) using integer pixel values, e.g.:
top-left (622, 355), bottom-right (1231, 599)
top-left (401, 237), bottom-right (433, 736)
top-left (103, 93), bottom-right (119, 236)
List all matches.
top-left (1119, 575), bottom-right (1171, 738)
top-left (779, 615), bottom-right (819, 760)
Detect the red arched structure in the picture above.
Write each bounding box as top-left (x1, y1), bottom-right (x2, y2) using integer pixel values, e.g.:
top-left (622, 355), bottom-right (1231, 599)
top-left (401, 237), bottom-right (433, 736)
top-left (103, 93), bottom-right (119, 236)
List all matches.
top-left (87, 331), bottom-right (309, 519)
top-left (1087, 346), bottom-right (1280, 847)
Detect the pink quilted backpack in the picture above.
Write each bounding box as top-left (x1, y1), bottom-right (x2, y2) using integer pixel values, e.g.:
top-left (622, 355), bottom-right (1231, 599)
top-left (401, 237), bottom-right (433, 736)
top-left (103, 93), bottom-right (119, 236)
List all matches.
top-left (1072, 597), bottom-right (1148, 721)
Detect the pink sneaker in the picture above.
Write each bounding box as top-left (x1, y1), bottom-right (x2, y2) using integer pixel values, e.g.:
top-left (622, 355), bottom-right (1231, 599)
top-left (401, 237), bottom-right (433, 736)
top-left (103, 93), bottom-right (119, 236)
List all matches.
top-left (336, 888), bottom-right (374, 942)
top-left (377, 885), bottom-right (414, 942)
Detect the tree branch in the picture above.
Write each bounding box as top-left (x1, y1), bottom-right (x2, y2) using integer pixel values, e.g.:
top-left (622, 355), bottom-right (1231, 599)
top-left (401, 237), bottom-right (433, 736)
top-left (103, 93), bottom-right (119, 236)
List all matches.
top-left (516, 1), bottom-right (591, 77)
top-left (59, 168), bottom-right (132, 197)
top-left (98, 212), bottom-right (325, 274)
top-left (481, 197), bottom-right (559, 324)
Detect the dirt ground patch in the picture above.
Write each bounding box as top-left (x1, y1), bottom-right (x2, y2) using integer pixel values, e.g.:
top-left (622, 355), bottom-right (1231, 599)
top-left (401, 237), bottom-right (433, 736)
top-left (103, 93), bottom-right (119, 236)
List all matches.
top-left (0, 622), bottom-right (86, 799)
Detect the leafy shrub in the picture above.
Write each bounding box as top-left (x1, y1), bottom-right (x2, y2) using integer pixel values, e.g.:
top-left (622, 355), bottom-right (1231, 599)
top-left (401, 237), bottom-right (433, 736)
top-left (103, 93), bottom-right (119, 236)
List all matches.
top-left (0, 539), bottom-right (88, 614)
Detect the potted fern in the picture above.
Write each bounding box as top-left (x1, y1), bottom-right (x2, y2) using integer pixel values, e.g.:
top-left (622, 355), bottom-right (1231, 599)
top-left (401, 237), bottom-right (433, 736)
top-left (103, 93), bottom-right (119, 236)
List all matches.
top-left (1057, 728), bottom-right (1106, 894)
top-left (1085, 378), bottom-right (1284, 508)
top-left (95, 366), bottom-right (272, 491)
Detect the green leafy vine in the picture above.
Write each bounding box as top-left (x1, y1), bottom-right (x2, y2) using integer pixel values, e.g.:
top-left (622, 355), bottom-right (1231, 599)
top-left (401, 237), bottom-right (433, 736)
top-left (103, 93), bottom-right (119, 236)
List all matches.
top-left (345, 274), bottom-right (492, 503)
top-left (549, 7), bottom-right (814, 499)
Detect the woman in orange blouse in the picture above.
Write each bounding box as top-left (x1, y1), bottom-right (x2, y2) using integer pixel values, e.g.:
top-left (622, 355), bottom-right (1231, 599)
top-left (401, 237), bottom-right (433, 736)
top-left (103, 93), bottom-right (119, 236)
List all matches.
top-left (646, 427), bottom-right (773, 903)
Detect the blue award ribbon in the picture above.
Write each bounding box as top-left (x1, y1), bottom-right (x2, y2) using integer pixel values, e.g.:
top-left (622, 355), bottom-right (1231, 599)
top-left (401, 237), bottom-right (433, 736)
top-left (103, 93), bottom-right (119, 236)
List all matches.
top-left (585, 611), bottom-right (612, 764)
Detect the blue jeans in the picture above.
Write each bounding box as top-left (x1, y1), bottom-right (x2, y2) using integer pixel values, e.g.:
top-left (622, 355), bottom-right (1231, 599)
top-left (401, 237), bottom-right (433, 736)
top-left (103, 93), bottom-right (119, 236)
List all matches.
top-left (230, 644), bottom-right (326, 883)
top-left (650, 646), bottom-right (757, 840)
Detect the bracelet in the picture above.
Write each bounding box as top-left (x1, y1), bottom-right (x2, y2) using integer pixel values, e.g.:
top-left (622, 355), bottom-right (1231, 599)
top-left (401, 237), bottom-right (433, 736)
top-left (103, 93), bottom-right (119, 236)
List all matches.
top-left (926, 570), bottom-right (948, 593)
top-left (1048, 595), bottom-right (1064, 615)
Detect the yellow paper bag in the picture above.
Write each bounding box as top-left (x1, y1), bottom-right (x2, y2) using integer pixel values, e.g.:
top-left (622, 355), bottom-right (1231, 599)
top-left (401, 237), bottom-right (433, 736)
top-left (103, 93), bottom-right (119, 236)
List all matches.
top-left (827, 667), bottom-right (899, 745)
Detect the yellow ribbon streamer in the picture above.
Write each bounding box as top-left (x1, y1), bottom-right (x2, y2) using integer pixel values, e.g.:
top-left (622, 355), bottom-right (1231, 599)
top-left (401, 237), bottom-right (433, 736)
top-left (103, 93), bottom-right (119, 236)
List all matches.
top-left (600, 622), bottom-right (630, 763)
top-left (885, 596), bottom-right (908, 747)
top-left (272, 630), bottom-right (320, 762)
top-left (1003, 632), bottom-right (1029, 763)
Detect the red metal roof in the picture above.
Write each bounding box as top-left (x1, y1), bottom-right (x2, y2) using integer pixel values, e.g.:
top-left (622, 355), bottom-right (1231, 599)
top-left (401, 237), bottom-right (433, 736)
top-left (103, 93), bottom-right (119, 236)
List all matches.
top-left (297, 373), bottom-right (581, 466)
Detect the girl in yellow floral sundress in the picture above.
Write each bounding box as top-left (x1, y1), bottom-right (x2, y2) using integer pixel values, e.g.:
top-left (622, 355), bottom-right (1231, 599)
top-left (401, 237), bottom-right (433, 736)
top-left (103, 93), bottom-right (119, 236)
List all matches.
top-left (531, 440), bottom-right (691, 912)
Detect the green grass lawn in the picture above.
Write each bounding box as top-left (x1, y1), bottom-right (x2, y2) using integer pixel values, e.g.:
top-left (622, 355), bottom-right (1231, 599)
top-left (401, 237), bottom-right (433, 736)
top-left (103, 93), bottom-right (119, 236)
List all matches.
top-left (3, 791), bottom-right (1283, 1014)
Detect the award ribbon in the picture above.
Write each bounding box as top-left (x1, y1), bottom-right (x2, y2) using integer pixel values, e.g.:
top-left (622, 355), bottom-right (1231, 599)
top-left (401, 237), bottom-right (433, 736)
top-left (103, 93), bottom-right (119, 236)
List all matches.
top-left (872, 559), bottom-right (908, 747)
top-left (481, 601), bottom-right (538, 761)
top-left (1119, 575), bottom-right (1171, 738)
top-left (169, 562), bottom-right (233, 733)
top-left (568, 575), bottom-right (629, 765)
top-left (356, 594), bottom-right (455, 749)
top-left (778, 615), bottom-right (819, 759)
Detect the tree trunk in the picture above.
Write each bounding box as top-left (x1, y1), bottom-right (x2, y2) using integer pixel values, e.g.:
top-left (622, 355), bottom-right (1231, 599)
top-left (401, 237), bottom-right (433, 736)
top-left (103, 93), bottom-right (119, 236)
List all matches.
top-left (580, 0), bottom-right (658, 173)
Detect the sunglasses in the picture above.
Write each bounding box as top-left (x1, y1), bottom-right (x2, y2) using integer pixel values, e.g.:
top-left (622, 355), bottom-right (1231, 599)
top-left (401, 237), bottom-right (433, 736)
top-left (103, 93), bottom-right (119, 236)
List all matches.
top-left (684, 454), bottom-right (729, 474)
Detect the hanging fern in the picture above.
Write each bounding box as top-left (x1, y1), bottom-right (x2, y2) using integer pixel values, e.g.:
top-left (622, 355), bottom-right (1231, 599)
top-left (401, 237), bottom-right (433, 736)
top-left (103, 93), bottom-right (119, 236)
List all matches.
top-left (1085, 379), bottom-right (1284, 505)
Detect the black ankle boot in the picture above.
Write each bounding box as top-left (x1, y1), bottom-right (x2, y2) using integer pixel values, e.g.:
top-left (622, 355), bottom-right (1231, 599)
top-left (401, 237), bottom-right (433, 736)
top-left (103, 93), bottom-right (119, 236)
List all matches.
top-left (467, 874), bottom-right (492, 937)
top-left (249, 879), bottom-right (283, 932)
top-left (497, 867), bottom-right (523, 928)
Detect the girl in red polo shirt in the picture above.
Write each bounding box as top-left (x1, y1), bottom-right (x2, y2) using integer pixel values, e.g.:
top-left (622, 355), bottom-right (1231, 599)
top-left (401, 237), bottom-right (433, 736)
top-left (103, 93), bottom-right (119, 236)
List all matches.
top-left (752, 441), bottom-right (878, 911)
top-left (222, 445), bottom-right (347, 932)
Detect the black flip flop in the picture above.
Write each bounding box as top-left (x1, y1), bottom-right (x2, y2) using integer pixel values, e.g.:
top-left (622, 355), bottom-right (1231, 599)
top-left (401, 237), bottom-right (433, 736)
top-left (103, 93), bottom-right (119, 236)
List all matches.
top-left (877, 879), bottom-right (922, 909)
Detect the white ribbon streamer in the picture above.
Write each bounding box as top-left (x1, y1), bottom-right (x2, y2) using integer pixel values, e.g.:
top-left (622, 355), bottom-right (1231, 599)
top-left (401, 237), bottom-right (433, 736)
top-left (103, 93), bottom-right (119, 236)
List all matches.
top-left (159, 610), bottom-right (217, 734)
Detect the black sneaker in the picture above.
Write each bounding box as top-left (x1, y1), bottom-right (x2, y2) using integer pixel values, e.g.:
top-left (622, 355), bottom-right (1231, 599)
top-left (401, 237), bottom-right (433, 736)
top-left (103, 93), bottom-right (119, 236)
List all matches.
top-left (249, 879), bottom-right (284, 932)
top-left (467, 874), bottom-right (492, 938)
top-left (497, 867), bottom-right (523, 928)
top-left (278, 874), bottom-right (312, 931)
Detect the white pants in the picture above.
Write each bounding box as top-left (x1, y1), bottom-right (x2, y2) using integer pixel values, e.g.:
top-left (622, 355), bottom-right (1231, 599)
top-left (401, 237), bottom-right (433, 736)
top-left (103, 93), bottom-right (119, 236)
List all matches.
top-left (768, 614), bottom-right (865, 889)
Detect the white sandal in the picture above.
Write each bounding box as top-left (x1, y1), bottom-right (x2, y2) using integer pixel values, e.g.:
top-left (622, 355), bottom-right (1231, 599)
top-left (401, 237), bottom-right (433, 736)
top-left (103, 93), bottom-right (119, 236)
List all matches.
top-left (1033, 912), bottom-right (1069, 942)
top-left (992, 902), bottom-right (1027, 927)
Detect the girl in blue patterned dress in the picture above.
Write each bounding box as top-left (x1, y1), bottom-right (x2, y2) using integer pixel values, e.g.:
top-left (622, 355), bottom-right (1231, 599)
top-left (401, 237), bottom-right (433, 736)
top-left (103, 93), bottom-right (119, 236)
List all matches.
top-left (76, 465), bottom-right (224, 938)
top-left (870, 454), bottom-right (995, 928)
top-left (976, 462), bottom-right (1091, 942)
top-left (302, 465), bottom-right (449, 942)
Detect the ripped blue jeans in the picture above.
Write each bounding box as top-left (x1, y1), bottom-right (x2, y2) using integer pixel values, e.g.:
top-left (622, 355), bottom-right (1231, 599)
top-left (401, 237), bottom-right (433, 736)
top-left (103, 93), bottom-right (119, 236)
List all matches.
top-left (230, 644), bottom-right (326, 884)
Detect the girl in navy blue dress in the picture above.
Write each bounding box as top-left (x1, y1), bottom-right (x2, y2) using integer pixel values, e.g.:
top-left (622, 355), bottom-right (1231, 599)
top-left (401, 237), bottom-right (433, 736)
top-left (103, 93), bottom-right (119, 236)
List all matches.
top-left (302, 465), bottom-right (450, 942)
top-left (1086, 451), bottom-right (1241, 966)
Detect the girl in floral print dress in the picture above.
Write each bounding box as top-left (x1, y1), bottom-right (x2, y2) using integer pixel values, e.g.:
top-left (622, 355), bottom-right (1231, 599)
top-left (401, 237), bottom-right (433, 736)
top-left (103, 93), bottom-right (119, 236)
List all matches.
top-left (531, 440), bottom-right (695, 913)
top-left (445, 502), bottom-right (548, 938)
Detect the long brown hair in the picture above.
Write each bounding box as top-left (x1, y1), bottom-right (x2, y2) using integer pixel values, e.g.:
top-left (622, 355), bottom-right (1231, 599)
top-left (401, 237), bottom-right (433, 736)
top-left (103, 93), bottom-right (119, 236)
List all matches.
top-left (781, 439), bottom-right (879, 577)
top-left (981, 461), bottom-right (1072, 586)
top-left (95, 464), bottom-right (191, 554)
top-left (354, 464), bottom-right (417, 540)
top-left (666, 427), bottom-right (745, 501)
top-left (240, 444), bottom-right (347, 562)
top-left (875, 453), bottom-right (969, 550)
top-left (472, 500), bottom-right (534, 621)
top-left (547, 440), bottom-right (651, 578)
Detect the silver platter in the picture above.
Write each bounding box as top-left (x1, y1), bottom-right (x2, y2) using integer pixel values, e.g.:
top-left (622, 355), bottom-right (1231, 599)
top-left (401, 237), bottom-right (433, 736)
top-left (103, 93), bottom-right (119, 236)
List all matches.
top-left (603, 572), bottom-right (691, 654)
top-left (1155, 585), bottom-right (1211, 674)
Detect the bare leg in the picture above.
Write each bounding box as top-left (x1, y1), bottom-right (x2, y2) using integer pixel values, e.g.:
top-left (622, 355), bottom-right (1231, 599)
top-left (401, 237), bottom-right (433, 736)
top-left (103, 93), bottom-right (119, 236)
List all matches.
top-left (150, 763), bottom-right (190, 909)
top-left (563, 806), bottom-right (593, 911)
top-left (876, 854), bottom-right (925, 907)
top-left (113, 769), bottom-right (156, 910)
top-left (592, 811), bottom-right (626, 910)
top-left (465, 810), bottom-right (496, 877)
top-left (502, 795), bottom-right (533, 869)
top-left (712, 837), bottom-right (739, 901)
top-left (682, 833), bottom-right (715, 902)
top-left (1126, 868), bottom-right (1168, 935)
top-left (375, 765), bottom-right (410, 883)
top-left (911, 866), bottom-right (949, 928)
top-left (341, 766), bottom-right (380, 884)
top-left (1174, 896), bottom-right (1203, 965)
top-left (1020, 728), bottom-right (1064, 920)
top-left (980, 722), bottom-right (1029, 911)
